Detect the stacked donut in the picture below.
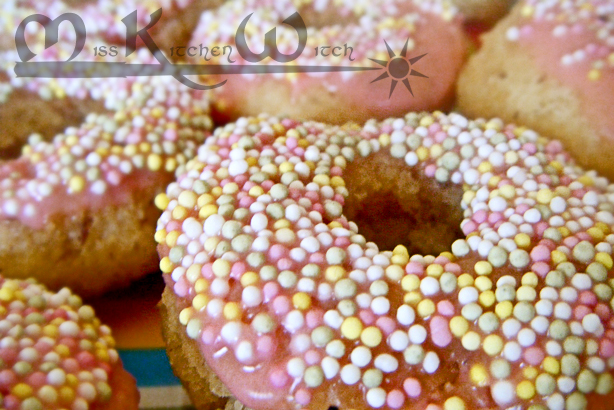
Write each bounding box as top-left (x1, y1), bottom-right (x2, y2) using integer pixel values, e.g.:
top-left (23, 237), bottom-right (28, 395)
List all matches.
top-left (158, 111), bottom-right (614, 410)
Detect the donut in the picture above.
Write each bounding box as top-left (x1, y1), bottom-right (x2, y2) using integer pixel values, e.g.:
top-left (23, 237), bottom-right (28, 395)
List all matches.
top-left (0, 275), bottom-right (139, 409)
top-left (451, 0), bottom-right (514, 24)
top-left (158, 111), bottom-right (614, 410)
top-left (0, 23), bottom-right (213, 295)
top-left (188, 0), bottom-right (468, 124)
top-left (457, 0), bottom-right (614, 180)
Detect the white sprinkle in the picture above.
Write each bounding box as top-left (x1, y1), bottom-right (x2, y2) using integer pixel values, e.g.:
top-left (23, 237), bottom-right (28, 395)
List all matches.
top-left (491, 381), bottom-right (515, 405)
top-left (321, 356), bottom-right (340, 379)
top-left (221, 322), bottom-right (241, 344)
top-left (422, 351), bottom-right (440, 374)
top-left (408, 325), bottom-right (427, 344)
top-left (350, 346), bottom-right (372, 368)
top-left (397, 305), bottom-right (416, 326)
top-left (287, 357), bottom-right (306, 378)
top-left (235, 341), bottom-right (253, 363)
top-left (366, 388), bottom-right (386, 408)
top-left (340, 364), bottom-right (361, 385)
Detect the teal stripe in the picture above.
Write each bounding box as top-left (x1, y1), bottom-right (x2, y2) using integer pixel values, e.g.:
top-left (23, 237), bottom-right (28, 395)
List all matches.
top-left (119, 349), bottom-right (182, 387)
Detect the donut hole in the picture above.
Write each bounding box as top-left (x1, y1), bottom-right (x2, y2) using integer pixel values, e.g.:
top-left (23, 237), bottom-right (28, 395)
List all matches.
top-left (0, 88), bottom-right (106, 160)
top-left (341, 151), bottom-right (464, 255)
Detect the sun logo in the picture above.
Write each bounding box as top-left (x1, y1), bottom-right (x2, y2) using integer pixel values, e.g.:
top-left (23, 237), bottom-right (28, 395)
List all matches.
top-left (370, 39), bottom-right (428, 98)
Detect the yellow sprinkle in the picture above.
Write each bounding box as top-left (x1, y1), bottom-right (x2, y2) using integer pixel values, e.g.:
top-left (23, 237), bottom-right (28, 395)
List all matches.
top-left (197, 194), bottom-right (214, 207)
top-left (521, 272), bottom-right (539, 287)
top-left (55, 344), bottom-right (70, 357)
top-left (360, 326), bottom-right (383, 347)
top-left (68, 176), bottom-right (85, 193)
top-left (211, 186), bottom-right (223, 197)
top-left (450, 316), bottom-right (469, 337)
top-left (417, 299), bottom-right (436, 318)
top-left (199, 204), bottom-right (218, 219)
top-left (463, 190), bottom-right (476, 204)
top-left (328, 221), bottom-right (343, 229)
top-left (474, 277), bottom-right (492, 291)
top-left (403, 291), bottom-right (422, 305)
top-left (488, 177), bottom-right (501, 188)
top-left (558, 226), bottom-right (571, 238)
top-left (514, 233), bottom-right (531, 248)
top-left (470, 364), bottom-right (489, 386)
top-left (194, 279), bottom-right (209, 293)
top-left (461, 332), bottom-right (481, 351)
top-left (192, 294), bottom-right (209, 311)
top-left (204, 237), bottom-right (219, 253)
top-left (385, 265), bottom-right (404, 281)
top-left (154, 193), bottom-right (170, 210)
top-left (440, 251), bottom-right (455, 261)
top-left (483, 335), bottom-right (503, 356)
top-left (416, 146), bottom-right (429, 161)
top-left (495, 301), bottom-right (513, 319)
top-left (325, 266), bottom-right (346, 282)
top-left (596, 222), bottom-right (610, 235)
top-left (523, 366), bottom-right (538, 380)
top-left (474, 261), bottom-right (493, 276)
top-left (536, 188), bottom-right (553, 204)
top-left (212, 259), bottom-right (231, 277)
top-left (477, 162), bottom-right (492, 173)
top-left (273, 219), bottom-right (291, 230)
top-left (588, 69), bottom-right (601, 81)
top-left (543, 357), bottom-right (560, 375)
top-left (551, 250), bottom-right (567, 264)
top-left (0, 288), bottom-right (14, 302)
top-left (172, 205), bottom-right (188, 220)
top-left (578, 175), bottom-right (594, 186)
top-left (292, 292), bottom-right (311, 310)
top-left (246, 157), bottom-right (258, 167)
top-left (609, 53), bottom-right (614, 66)
top-left (240, 272), bottom-right (259, 287)
top-left (419, 115), bottom-right (434, 127)
top-left (313, 174), bottom-right (330, 186)
top-left (401, 275), bottom-right (420, 291)
top-left (330, 176), bottom-right (345, 188)
top-left (587, 227), bottom-right (605, 241)
top-left (430, 144), bottom-right (443, 159)
top-left (186, 265), bottom-right (202, 283)
top-left (159, 257), bottom-right (173, 273)
top-left (11, 383), bottom-right (33, 399)
top-left (499, 185), bottom-right (516, 199)
top-left (479, 291), bottom-right (496, 308)
top-left (178, 191), bottom-right (198, 209)
top-left (340, 317), bottom-right (363, 340)
top-left (596, 253), bottom-right (613, 269)
top-left (521, 5), bottom-right (534, 16)
top-left (444, 397), bottom-right (465, 410)
top-left (222, 182), bottom-right (239, 195)
top-left (179, 307), bottom-right (194, 326)
top-left (426, 264), bottom-right (444, 278)
top-left (166, 231), bottom-right (180, 247)
top-left (59, 386), bottom-right (75, 403)
top-left (279, 162), bottom-right (294, 173)
top-left (223, 302), bottom-right (241, 320)
top-left (517, 380), bottom-right (536, 400)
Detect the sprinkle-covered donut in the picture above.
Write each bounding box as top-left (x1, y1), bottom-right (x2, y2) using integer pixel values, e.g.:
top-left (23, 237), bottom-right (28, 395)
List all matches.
top-left (0, 275), bottom-right (139, 409)
top-left (0, 22), bottom-right (213, 295)
top-left (188, 0), bottom-right (467, 124)
top-left (159, 112), bottom-right (614, 410)
top-left (457, 0), bottom-right (614, 180)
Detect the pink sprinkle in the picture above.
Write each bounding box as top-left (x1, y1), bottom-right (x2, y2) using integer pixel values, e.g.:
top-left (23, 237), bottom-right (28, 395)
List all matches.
top-left (239, 196), bottom-right (254, 208)
top-left (576, 232), bottom-right (592, 242)
top-left (269, 244), bottom-right (288, 261)
top-left (0, 348), bottom-right (17, 364)
top-left (596, 304), bottom-right (611, 321)
top-left (25, 372), bottom-right (46, 389)
top-left (163, 129), bottom-right (177, 141)
top-left (535, 221), bottom-right (549, 237)
top-left (295, 389), bottom-right (311, 406)
top-left (293, 147), bottom-right (305, 156)
top-left (531, 262), bottom-right (550, 277)
top-left (428, 123), bottom-right (441, 133)
top-left (433, 256), bottom-right (450, 265)
top-left (530, 245), bottom-right (550, 262)
top-left (403, 378), bottom-right (421, 398)
top-left (305, 191), bottom-right (319, 202)
top-left (563, 237), bottom-right (580, 249)
top-left (106, 170), bottom-right (121, 185)
top-left (304, 350), bottom-right (321, 365)
top-left (257, 336), bottom-right (275, 356)
top-left (0, 370), bottom-right (17, 388)
top-left (424, 164), bottom-right (436, 178)
top-left (425, 405), bottom-right (442, 410)
top-left (261, 180), bottom-right (274, 191)
top-left (286, 138), bottom-right (298, 149)
top-left (330, 166), bottom-right (343, 177)
top-left (201, 263), bottom-right (214, 279)
top-left (201, 326), bottom-right (216, 345)
top-left (473, 209), bottom-right (487, 224)
top-left (334, 237), bottom-right (350, 248)
top-left (76, 351), bottom-right (96, 369)
top-left (173, 281), bottom-right (188, 297)
top-left (523, 347), bottom-right (544, 366)
top-left (263, 282), bottom-right (280, 302)
top-left (62, 358), bottom-right (79, 373)
top-left (3, 395), bottom-right (19, 410)
top-left (405, 262), bottom-right (424, 275)
top-left (600, 339), bottom-right (614, 358)
top-left (537, 174), bottom-right (551, 185)
top-left (308, 253), bottom-right (324, 264)
top-left (545, 140), bottom-right (563, 155)
top-left (488, 212), bottom-right (503, 225)
top-left (277, 258), bottom-right (294, 271)
top-left (359, 309), bottom-right (376, 325)
top-left (579, 291), bottom-right (597, 307)
top-left (437, 301), bottom-right (455, 316)
top-left (430, 316), bottom-right (452, 347)
top-left (270, 368), bottom-right (289, 388)
top-left (231, 262), bottom-right (246, 279)
top-left (305, 309), bottom-right (323, 328)
top-left (376, 317), bottom-right (396, 335)
top-left (462, 220), bottom-right (477, 235)
top-left (312, 203), bottom-right (324, 214)
top-left (387, 389), bottom-right (405, 409)
top-left (273, 296), bottom-right (290, 316)
top-left (522, 143), bottom-right (537, 155)
top-left (516, 204), bottom-right (530, 215)
top-left (444, 263), bottom-right (461, 274)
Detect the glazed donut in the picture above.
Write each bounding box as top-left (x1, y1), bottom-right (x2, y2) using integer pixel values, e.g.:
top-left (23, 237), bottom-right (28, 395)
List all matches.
top-left (457, 0), bottom-right (614, 180)
top-left (158, 112), bottom-right (614, 410)
top-left (188, 0), bottom-right (468, 124)
top-left (0, 28), bottom-right (213, 296)
top-left (0, 275), bottom-right (139, 409)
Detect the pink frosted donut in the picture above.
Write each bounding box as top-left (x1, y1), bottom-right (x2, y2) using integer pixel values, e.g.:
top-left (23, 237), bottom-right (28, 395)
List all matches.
top-left (0, 15), bottom-right (213, 296)
top-left (188, 0), bottom-right (468, 124)
top-left (159, 112), bottom-right (614, 410)
top-left (457, 0), bottom-right (614, 180)
top-left (0, 276), bottom-right (139, 409)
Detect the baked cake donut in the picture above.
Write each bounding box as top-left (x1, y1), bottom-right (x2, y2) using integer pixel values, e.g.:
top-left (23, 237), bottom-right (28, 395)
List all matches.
top-left (0, 26), bottom-right (213, 295)
top-left (457, 0), bottom-right (614, 179)
top-left (0, 275), bottom-right (139, 409)
top-left (188, 0), bottom-right (468, 124)
top-left (158, 111), bottom-right (614, 410)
